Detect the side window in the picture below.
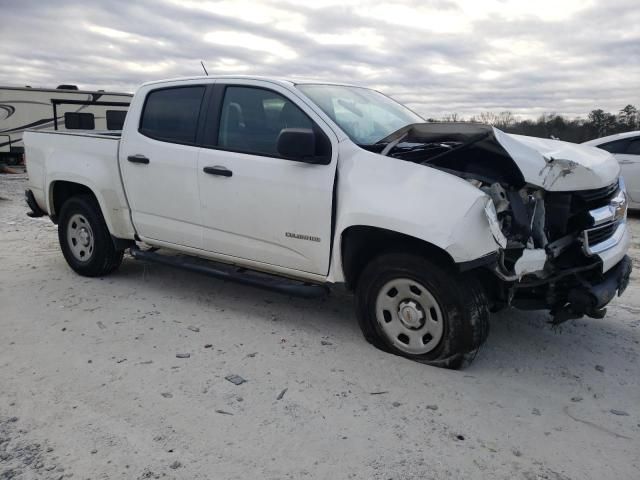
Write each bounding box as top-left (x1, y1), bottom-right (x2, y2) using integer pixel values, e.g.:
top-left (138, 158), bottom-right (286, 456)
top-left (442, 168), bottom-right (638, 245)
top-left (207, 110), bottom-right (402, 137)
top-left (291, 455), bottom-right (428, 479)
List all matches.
top-left (599, 139), bottom-right (629, 154)
top-left (139, 86), bottom-right (205, 144)
top-left (65, 112), bottom-right (95, 130)
top-left (625, 139), bottom-right (640, 155)
top-left (106, 110), bottom-right (127, 130)
top-left (218, 86), bottom-right (313, 156)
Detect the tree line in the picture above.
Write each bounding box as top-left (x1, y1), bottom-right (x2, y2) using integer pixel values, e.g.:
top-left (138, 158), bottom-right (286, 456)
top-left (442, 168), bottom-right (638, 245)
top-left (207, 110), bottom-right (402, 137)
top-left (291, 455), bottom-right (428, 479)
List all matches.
top-left (435, 105), bottom-right (638, 143)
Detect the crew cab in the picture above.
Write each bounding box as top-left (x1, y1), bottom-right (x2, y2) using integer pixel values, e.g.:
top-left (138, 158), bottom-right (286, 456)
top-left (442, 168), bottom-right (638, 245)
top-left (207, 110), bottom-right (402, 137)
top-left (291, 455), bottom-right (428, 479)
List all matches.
top-left (23, 76), bottom-right (632, 368)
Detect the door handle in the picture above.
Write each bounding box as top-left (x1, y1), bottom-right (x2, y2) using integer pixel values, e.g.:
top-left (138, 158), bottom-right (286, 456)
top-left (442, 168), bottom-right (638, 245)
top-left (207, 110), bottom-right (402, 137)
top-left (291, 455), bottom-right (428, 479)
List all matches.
top-left (203, 166), bottom-right (233, 177)
top-left (127, 154), bottom-right (150, 164)
top-left (619, 160), bottom-right (633, 165)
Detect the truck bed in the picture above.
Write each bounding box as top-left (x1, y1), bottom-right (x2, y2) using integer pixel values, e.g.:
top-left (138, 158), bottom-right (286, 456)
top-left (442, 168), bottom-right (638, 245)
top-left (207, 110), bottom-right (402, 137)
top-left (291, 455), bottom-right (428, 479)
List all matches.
top-left (23, 129), bottom-right (135, 239)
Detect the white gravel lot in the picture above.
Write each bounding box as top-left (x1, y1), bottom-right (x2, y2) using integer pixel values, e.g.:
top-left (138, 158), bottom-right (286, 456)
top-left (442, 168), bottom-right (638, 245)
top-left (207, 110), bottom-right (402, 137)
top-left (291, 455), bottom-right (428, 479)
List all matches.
top-left (1, 173), bottom-right (639, 480)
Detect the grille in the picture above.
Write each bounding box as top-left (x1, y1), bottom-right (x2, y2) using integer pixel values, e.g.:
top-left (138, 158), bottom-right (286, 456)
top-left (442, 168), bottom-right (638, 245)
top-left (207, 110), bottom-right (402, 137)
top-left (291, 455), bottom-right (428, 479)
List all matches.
top-left (545, 180), bottom-right (620, 241)
top-left (573, 182), bottom-right (619, 209)
top-left (584, 222), bottom-right (617, 247)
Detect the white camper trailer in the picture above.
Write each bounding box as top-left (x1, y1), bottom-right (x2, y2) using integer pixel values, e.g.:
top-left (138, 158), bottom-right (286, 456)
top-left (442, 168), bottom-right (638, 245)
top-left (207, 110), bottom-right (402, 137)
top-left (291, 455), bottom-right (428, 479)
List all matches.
top-left (0, 85), bottom-right (132, 164)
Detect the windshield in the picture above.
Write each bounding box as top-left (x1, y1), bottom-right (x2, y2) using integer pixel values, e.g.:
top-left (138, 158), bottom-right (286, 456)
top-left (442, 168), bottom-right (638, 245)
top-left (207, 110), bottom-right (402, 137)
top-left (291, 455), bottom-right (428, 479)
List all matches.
top-left (296, 84), bottom-right (423, 145)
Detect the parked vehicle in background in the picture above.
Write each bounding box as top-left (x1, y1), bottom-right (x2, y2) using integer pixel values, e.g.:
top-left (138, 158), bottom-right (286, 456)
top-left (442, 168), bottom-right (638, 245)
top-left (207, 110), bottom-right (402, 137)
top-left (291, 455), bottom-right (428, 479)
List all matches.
top-left (0, 85), bottom-right (131, 165)
top-left (23, 76), bottom-right (632, 368)
top-left (583, 131), bottom-right (640, 210)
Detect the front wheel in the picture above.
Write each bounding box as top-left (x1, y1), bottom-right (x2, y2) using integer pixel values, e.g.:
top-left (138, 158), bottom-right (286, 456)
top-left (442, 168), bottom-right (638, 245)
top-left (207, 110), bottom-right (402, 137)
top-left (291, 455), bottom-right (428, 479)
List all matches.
top-left (356, 253), bottom-right (489, 369)
top-left (58, 195), bottom-right (124, 277)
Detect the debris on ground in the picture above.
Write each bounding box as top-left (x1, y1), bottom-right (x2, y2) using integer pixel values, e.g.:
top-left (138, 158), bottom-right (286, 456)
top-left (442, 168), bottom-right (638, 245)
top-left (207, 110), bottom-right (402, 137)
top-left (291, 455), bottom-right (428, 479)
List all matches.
top-left (169, 461), bottom-right (182, 469)
top-left (369, 391), bottom-right (388, 395)
top-left (225, 374), bottom-right (247, 385)
top-left (320, 340), bottom-right (333, 346)
top-left (204, 344), bottom-right (213, 348)
top-left (187, 326), bottom-right (200, 333)
top-left (595, 365), bottom-right (605, 373)
top-left (214, 409), bottom-right (234, 415)
top-left (610, 409), bottom-right (629, 416)
top-left (277, 388), bottom-right (288, 400)
top-left (176, 353), bottom-right (191, 359)
top-left (426, 404), bottom-right (439, 411)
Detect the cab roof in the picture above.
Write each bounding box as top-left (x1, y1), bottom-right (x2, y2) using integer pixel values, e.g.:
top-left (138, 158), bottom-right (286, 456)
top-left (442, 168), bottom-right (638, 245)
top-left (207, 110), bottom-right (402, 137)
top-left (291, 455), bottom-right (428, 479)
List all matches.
top-left (140, 75), bottom-right (362, 89)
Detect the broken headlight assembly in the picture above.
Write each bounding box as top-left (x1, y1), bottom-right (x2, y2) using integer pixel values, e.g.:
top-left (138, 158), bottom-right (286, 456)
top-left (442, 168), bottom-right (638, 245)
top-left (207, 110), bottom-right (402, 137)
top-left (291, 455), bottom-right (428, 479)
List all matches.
top-left (484, 196), bottom-right (507, 248)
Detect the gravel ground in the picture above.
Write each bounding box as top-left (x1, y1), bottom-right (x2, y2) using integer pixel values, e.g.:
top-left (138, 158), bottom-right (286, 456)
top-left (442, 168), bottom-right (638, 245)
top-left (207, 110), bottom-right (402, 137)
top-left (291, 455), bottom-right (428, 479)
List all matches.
top-left (1, 173), bottom-right (639, 479)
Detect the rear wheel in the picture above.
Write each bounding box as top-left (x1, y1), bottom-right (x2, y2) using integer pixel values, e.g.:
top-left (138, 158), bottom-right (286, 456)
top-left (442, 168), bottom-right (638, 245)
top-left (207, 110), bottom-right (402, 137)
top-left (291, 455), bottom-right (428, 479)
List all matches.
top-left (356, 253), bottom-right (489, 369)
top-left (58, 195), bottom-right (124, 277)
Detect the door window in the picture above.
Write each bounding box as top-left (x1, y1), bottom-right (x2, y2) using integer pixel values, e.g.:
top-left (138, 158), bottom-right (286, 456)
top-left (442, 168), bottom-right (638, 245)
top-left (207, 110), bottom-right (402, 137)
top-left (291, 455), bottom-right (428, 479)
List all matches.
top-left (139, 86), bottom-right (205, 144)
top-left (217, 86), bottom-right (313, 156)
top-left (599, 139), bottom-right (629, 154)
top-left (625, 139), bottom-right (640, 155)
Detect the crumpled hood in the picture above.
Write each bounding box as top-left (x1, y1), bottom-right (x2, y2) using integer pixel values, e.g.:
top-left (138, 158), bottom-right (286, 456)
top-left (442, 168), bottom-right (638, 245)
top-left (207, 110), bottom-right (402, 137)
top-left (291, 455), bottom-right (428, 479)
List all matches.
top-left (493, 128), bottom-right (620, 191)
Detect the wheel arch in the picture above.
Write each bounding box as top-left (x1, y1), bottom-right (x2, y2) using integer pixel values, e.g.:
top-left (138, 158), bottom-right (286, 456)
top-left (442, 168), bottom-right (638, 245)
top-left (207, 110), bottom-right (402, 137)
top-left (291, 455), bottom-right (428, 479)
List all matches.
top-left (49, 180), bottom-right (134, 250)
top-left (49, 180), bottom-right (97, 223)
top-left (339, 225), bottom-right (456, 291)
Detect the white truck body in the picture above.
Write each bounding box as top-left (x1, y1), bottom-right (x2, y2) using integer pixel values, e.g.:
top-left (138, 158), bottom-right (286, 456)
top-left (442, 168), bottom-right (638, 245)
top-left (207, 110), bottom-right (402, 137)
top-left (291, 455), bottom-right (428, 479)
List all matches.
top-left (23, 75), bottom-right (633, 367)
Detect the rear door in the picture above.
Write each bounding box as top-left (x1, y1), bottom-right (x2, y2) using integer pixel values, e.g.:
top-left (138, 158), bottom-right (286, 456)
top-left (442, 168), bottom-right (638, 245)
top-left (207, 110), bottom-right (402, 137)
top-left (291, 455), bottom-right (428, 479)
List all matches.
top-left (119, 83), bottom-right (208, 248)
top-left (196, 80), bottom-right (338, 275)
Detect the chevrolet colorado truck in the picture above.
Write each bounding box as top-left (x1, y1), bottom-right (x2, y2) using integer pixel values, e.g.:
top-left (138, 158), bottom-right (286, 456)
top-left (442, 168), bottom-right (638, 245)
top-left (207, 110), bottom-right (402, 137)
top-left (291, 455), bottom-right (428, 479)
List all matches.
top-left (23, 76), bottom-right (632, 368)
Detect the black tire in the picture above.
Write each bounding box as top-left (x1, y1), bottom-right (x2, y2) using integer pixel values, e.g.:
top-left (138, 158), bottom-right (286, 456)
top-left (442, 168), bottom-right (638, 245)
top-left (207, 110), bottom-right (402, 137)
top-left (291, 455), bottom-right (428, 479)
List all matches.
top-left (57, 195), bottom-right (124, 277)
top-left (355, 253), bottom-right (489, 369)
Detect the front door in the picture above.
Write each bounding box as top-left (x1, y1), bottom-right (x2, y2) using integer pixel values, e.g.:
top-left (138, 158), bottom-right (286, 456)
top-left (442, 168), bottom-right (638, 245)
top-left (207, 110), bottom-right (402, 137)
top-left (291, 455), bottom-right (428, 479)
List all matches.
top-left (119, 84), bottom-right (206, 248)
top-left (197, 81), bottom-right (337, 275)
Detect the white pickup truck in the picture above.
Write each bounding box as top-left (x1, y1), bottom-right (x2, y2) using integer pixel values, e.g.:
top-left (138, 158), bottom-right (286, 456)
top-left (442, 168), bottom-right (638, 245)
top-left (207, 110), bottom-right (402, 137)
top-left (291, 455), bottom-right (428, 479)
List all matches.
top-left (24, 75), bottom-right (632, 368)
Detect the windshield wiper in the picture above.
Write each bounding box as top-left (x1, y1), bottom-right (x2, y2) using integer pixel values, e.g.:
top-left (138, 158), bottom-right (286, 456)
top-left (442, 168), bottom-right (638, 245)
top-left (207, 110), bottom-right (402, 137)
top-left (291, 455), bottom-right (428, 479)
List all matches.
top-left (380, 132), bottom-right (408, 156)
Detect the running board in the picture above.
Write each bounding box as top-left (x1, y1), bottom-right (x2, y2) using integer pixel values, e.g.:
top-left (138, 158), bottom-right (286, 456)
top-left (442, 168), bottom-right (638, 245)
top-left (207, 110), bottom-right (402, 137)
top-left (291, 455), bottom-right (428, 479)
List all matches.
top-left (129, 246), bottom-right (329, 299)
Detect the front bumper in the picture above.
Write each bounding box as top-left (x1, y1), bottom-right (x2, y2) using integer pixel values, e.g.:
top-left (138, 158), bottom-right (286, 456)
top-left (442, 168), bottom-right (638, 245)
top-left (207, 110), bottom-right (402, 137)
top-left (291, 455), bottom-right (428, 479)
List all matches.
top-left (566, 254), bottom-right (632, 311)
top-left (511, 254), bottom-right (632, 324)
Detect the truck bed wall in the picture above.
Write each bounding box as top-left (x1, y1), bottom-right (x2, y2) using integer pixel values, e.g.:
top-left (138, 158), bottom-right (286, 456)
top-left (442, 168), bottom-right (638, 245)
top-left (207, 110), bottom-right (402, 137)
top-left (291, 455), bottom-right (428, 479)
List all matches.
top-left (24, 130), bottom-right (135, 239)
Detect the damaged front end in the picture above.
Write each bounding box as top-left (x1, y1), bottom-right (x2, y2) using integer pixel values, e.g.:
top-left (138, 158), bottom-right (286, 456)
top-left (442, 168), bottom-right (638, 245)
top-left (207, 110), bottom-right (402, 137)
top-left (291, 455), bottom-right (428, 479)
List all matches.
top-left (370, 123), bottom-right (632, 323)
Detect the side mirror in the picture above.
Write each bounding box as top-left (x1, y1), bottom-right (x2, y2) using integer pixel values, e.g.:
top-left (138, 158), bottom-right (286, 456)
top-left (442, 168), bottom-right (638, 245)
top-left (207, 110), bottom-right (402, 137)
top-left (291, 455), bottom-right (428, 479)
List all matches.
top-left (277, 128), bottom-right (317, 162)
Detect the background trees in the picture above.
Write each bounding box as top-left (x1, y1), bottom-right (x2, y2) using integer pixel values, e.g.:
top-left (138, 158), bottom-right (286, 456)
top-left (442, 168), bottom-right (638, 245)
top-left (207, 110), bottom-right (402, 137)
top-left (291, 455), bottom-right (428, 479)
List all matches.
top-left (439, 105), bottom-right (638, 142)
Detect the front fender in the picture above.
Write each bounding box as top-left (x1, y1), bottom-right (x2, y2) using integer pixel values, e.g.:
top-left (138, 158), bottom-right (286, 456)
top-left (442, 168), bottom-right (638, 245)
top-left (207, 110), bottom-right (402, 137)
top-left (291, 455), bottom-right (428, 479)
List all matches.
top-left (329, 142), bottom-right (499, 282)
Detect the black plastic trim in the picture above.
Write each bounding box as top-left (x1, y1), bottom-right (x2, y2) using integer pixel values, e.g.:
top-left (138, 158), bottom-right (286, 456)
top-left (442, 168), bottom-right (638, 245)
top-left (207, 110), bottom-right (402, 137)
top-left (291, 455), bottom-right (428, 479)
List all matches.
top-left (25, 189), bottom-right (46, 218)
top-left (457, 251), bottom-right (498, 272)
top-left (129, 246), bottom-right (329, 298)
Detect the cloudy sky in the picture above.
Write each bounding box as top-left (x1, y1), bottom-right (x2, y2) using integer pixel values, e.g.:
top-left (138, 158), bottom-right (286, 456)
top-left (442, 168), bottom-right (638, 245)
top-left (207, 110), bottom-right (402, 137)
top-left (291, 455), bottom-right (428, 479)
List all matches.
top-left (0, 0), bottom-right (638, 119)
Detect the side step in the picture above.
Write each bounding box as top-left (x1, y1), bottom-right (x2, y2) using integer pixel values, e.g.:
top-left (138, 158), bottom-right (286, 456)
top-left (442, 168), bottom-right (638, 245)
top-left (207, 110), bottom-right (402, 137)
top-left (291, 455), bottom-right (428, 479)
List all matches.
top-left (129, 246), bottom-right (329, 299)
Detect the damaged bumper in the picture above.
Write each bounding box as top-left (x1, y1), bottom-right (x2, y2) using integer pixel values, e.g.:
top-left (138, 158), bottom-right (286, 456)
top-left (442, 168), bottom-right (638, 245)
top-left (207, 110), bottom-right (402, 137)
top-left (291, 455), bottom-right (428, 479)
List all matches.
top-left (553, 255), bottom-right (632, 323)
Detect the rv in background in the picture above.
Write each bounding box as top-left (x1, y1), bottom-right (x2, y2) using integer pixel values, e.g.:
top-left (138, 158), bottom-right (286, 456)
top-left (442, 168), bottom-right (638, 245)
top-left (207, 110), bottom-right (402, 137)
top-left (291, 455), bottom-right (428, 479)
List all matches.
top-left (0, 85), bottom-right (132, 165)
